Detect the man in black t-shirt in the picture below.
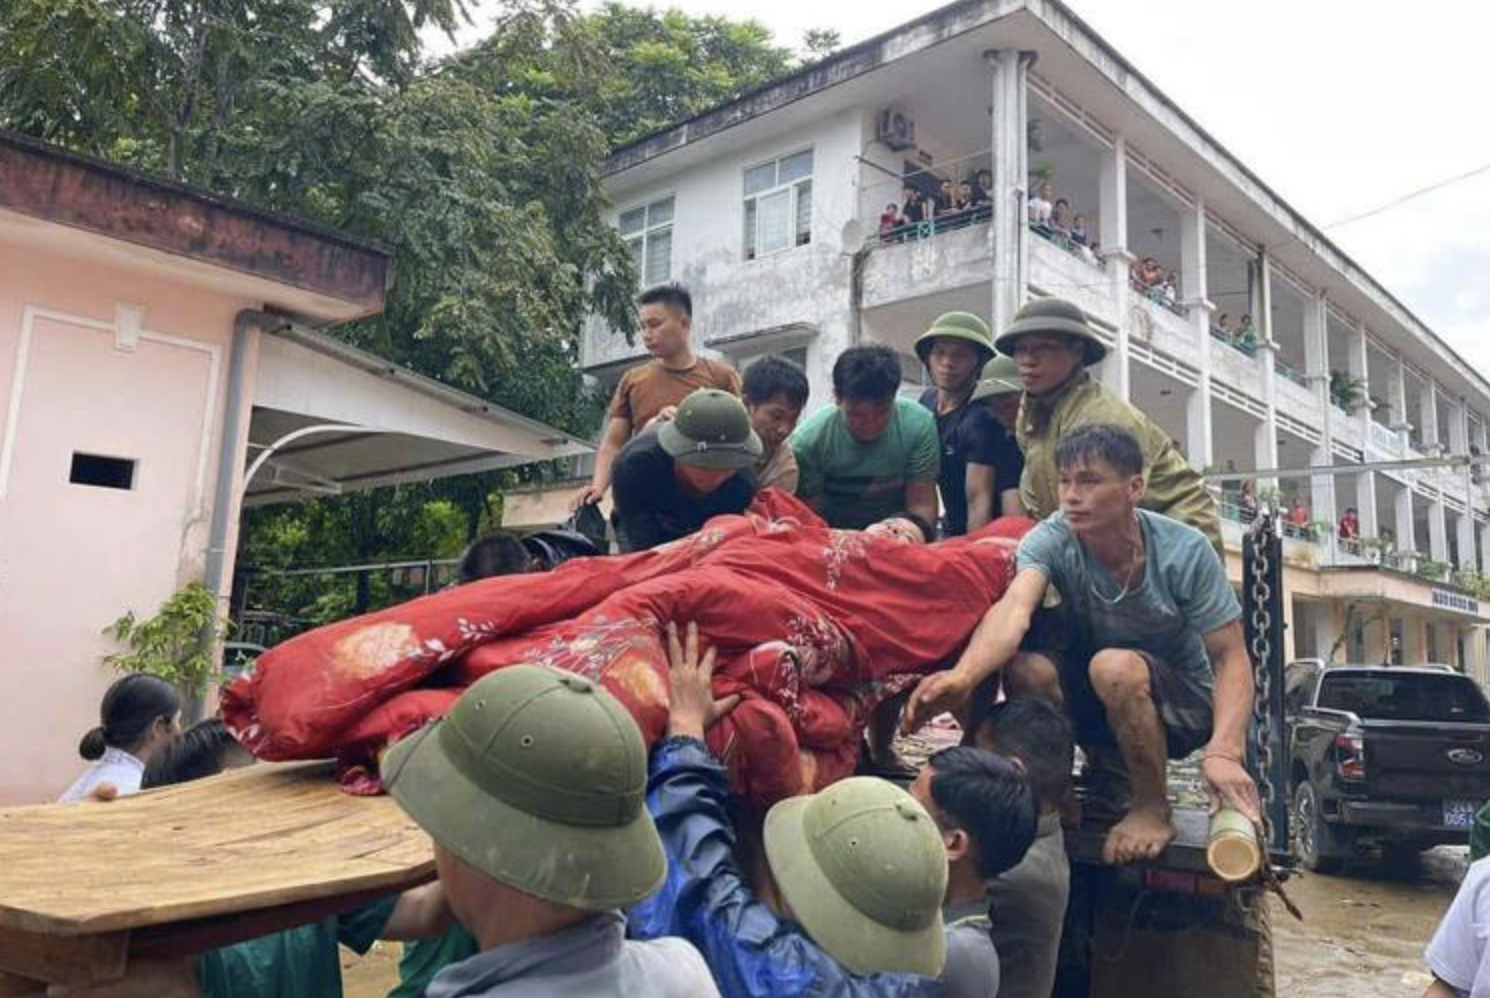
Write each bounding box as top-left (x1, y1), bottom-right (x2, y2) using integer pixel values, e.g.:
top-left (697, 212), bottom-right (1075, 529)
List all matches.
top-left (611, 389), bottom-right (762, 553)
top-left (970, 354), bottom-right (1026, 514)
top-left (915, 312), bottom-right (1015, 536)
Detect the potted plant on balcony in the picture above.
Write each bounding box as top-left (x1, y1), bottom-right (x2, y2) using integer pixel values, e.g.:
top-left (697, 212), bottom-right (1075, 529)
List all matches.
top-left (1413, 557), bottom-right (1451, 582)
top-left (1329, 370), bottom-right (1366, 411)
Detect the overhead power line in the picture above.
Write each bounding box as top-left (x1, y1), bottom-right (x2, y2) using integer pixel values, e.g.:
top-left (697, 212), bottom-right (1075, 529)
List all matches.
top-left (1323, 160), bottom-right (1490, 231)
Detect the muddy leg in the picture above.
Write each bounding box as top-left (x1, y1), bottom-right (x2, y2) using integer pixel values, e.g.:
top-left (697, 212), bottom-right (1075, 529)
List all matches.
top-left (1088, 648), bottom-right (1175, 864)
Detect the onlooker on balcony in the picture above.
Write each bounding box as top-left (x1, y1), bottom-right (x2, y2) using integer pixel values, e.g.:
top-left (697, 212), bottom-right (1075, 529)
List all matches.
top-left (1050, 198), bottom-right (1070, 236)
top-left (970, 172), bottom-right (993, 222)
top-left (1069, 215), bottom-right (1091, 248)
top-left (1238, 480), bottom-right (1258, 523)
top-left (1214, 313), bottom-right (1233, 338)
top-left (991, 297), bottom-right (1222, 552)
top-left (1028, 183), bottom-right (1054, 230)
top-left (1234, 314), bottom-right (1259, 353)
top-left (879, 202), bottom-right (906, 243)
top-left (1339, 507), bottom-right (1361, 541)
top-left (935, 178), bottom-right (958, 218)
top-left (791, 344), bottom-right (940, 530)
top-left (1287, 496), bottom-right (1310, 530)
top-left (1160, 271), bottom-right (1179, 309)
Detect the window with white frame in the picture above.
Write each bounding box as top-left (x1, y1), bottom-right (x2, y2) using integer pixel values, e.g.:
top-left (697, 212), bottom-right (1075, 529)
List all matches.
top-left (620, 196), bottom-right (674, 287)
top-left (743, 150), bottom-right (813, 261)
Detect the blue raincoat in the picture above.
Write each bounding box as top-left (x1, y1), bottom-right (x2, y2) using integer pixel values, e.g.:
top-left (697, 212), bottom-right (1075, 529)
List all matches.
top-left (628, 736), bottom-right (937, 998)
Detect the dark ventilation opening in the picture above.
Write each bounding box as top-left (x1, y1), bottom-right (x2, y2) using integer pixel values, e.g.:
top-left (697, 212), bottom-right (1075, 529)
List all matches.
top-left (69, 453), bottom-right (136, 490)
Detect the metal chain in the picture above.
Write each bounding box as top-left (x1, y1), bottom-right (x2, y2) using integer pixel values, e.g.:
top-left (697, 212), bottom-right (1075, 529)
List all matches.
top-left (1249, 511), bottom-right (1277, 850)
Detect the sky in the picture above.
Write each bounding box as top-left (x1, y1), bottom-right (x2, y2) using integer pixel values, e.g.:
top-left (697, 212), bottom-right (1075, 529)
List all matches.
top-left (431, 1), bottom-right (1490, 376)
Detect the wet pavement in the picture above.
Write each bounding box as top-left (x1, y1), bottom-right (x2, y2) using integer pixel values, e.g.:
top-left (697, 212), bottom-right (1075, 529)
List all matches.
top-left (1270, 847), bottom-right (1465, 997)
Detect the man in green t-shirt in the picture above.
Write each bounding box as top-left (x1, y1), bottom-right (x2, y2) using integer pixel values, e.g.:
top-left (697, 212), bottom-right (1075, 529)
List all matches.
top-left (790, 344), bottom-right (939, 530)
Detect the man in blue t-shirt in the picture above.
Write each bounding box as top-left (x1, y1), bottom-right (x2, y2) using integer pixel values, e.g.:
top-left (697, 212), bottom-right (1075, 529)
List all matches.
top-left (904, 424), bottom-right (1261, 865)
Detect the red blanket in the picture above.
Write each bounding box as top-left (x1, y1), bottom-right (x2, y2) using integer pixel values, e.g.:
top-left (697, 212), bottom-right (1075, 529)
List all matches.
top-left (223, 492), bottom-right (1031, 802)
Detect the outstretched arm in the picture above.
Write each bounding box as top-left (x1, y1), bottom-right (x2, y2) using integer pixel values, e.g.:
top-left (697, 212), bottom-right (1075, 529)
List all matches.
top-left (901, 568), bottom-right (1049, 733)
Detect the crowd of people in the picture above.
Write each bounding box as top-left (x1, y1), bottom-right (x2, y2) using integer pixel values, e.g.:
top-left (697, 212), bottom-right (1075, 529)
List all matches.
top-left (1211, 312), bottom-right (1260, 354)
top-left (1027, 182), bottom-right (1099, 265)
top-left (879, 171), bottom-right (995, 243)
top-left (56, 284), bottom-right (1275, 998)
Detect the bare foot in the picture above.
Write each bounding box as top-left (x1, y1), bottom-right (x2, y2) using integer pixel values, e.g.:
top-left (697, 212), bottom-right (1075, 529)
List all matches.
top-left (1101, 801), bottom-right (1175, 865)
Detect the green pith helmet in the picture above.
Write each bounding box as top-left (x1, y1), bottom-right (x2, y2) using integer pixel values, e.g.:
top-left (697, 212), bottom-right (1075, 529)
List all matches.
top-left (993, 297), bottom-right (1107, 366)
top-left (763, 776), bottom-right (948, 978)
top-left (914, 311), bottom-right (996, 368)
top-left (971, 354), bottom-right (1023, 402)
top-left (381, 664), bottom-right (664, 910)
top-left (658, 388), bottom-right (763, 471)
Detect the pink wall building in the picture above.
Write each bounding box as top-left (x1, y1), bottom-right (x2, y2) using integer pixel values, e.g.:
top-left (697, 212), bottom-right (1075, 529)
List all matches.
top-left (0, 133), bottom-right (586, 803)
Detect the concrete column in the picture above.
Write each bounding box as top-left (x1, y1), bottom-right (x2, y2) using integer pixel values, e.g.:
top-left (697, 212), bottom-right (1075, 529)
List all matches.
top-left (1255, 252), bottom-right (1279, 496)
top-left (1361, 611), bottom-right (1389, 665)
top-left (1403, 615), bottom-right (1428, 665)
top-left (1305, 294), bottom-right (1334, 558)
top-left (1430, 498), bottom-right (1449, 563)
top-left (1099, 134), bottom-right (1128, 260)
top-left (1097, 134), bottom-right (1132, 402)
top-left (1357, 470), bottom-right (1379, 541)
top-left (987, 50), bottom-right (1031, 339)
top-left (1314, 602), bottom-right (1342, 663)
top-left (1388, 356), bottom-right (1412, 449)
top-left (1466, 629), bottom-right (1490, 686)
top-left (1458, 512), bottom-right (1479, 573)
top-left (1396, 488), bottom-right (1416, 565)
top-left (1184, 199), bottom-right (1213, 470)
top-left (1480, 522), bottom-right (1490, 573)
top-left (1350, 323), bottom-right (1374, 445)
top-left (1422, 379), bottom-right (1441, 452)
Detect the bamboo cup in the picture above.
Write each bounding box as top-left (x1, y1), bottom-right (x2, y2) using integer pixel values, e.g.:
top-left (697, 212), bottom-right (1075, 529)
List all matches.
top-left (1207, 805), bottom-right (1262, 882)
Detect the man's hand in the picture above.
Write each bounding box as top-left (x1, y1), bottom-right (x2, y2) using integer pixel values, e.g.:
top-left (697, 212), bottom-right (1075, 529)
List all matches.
top-left (899, 670), bottom-right (974, 736)
top-left (644, 405), bottom-right (679, 431)
top-left (665, 622), bottom-right (740, 741)
top-left (1201, 753), bottom-right (1262, 827)
top-left (570, 483), bottom-right (605, 512)
top-left (86, 782), bottom-right (119, 802)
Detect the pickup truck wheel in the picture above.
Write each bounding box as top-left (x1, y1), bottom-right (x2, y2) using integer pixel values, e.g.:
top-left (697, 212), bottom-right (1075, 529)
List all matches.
top-left (1294, 780), bottom-right (1352, 873)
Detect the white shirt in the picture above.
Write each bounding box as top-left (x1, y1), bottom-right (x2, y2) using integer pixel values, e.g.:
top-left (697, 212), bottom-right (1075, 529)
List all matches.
top-left (1427, 857), bottom-right (1490, 997)
top-left (1028, 196), bottom-right (1052, 225)
top-left (57, 747), bottom-right (145, 803)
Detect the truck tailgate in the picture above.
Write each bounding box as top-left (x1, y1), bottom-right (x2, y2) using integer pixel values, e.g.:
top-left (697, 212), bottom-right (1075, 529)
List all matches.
top-left (1362, 721), bottom-right (1490, 801)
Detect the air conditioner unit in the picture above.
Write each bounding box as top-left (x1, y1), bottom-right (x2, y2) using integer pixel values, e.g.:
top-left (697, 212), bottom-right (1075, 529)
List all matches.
top-left (876, 108), bottom-right (917, 151)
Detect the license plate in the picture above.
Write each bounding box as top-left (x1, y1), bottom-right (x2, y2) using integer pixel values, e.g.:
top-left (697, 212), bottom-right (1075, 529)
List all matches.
top-left (1445, 800), bottom-right (1478, 829)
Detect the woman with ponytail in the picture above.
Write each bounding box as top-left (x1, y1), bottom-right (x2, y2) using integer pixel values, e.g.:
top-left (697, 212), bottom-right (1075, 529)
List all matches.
top-left (57, 673), bottom-right (182, 802)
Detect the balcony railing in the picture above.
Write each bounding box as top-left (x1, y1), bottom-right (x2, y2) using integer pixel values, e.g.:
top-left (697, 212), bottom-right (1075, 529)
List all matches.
top-left (1130, 276), bottom-right (1185, 317)
top-left (1276, 359), bottom-right (1310, 388)
top-left (1031, 224), bottom-right (1101, 267)
top-left (874, 207), bottom-right (992, 247)
top-left (1209, 326), bottom-right (1259, 358)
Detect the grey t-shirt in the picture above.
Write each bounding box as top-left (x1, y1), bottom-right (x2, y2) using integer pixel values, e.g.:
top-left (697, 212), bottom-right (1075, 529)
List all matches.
top-left (940, 901), bottom-right (1000, 998)
top-left (1016, 509), bottom-right (1241, 693)
top-left (425, 912), bottom-right (719, 998)
top-left (987, 813), bottom-right (1068, 998)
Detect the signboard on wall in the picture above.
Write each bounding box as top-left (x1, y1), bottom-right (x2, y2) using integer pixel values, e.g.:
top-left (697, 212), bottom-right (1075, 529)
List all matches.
top-left (1432, 587), bottom-right (1482, 616)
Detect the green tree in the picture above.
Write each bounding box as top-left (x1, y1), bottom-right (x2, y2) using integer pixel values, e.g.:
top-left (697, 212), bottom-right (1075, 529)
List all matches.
top-left (802, 28), bottom-right (841, 60)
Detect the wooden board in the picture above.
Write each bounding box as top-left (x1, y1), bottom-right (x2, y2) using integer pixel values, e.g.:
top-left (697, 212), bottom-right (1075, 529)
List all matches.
top-left (0, 761), bottom-right (434, 938)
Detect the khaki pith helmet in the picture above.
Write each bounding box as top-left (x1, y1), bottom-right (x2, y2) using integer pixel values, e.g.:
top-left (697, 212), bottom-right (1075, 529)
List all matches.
top-left (381, 664), bottom-right (665, 910)
top-left (914, 311), bottom-right (996, 368)
top-left (993, 297), bottom-right (1108, 365)
top-left (971, 354), bottom-right (1023, 402)
top-left (763, 776), bottom-right (948, 978)
top-left (658, 388), bottom-right (764, 470)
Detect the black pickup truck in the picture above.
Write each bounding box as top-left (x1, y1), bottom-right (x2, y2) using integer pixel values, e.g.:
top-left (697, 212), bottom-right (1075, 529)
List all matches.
top-left (1285, 660), bottom-right (1490, 870)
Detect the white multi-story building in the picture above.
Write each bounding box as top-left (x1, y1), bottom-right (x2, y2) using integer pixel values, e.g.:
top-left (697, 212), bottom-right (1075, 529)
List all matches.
top-left (578, 0), bottom-right (1490, 678)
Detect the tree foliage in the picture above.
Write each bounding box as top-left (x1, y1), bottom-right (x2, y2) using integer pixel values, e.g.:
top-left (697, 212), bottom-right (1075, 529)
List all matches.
top-left (0, 0), bottom-right (805, 624)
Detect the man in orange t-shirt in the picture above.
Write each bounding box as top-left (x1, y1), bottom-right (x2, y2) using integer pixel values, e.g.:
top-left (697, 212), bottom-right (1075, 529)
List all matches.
top-left (573, 284), bottom-right (742, 511)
